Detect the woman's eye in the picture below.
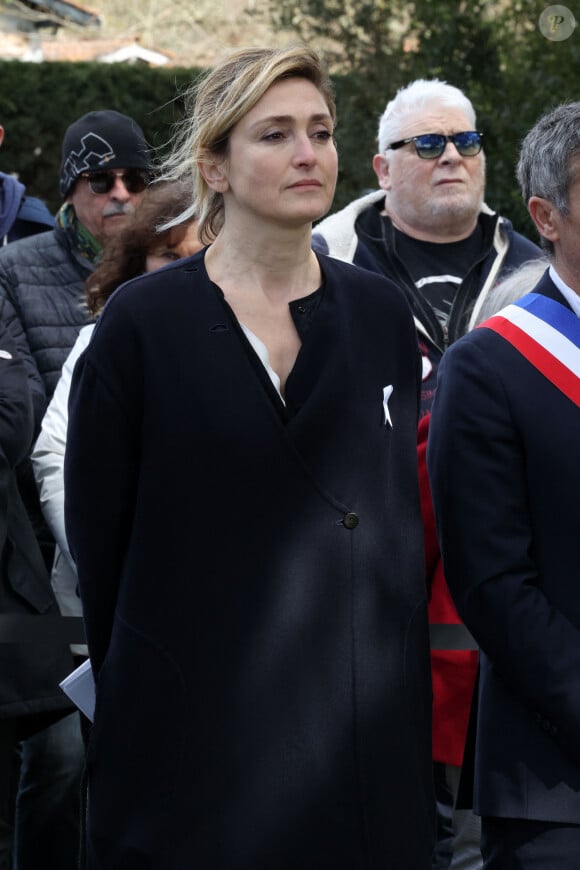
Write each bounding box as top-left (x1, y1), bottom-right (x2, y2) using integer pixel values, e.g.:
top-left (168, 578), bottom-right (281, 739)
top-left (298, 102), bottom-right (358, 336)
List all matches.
top-left (261, 128), bottom-right (333, 143)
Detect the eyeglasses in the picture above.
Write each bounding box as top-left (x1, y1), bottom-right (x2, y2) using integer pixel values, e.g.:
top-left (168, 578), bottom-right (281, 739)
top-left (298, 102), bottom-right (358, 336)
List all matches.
top-left (80, 169), bottom-right (150, 195)
top-left (387, 131), bottom-right (484, 160)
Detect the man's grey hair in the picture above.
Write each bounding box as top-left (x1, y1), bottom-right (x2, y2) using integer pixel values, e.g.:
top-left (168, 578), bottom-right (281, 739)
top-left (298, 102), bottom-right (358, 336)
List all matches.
top-left (516, 103), bottom-right (580, 254)
top-left (377, 79), bottom-right (477, 155)
top-left (473, 258), bottom-right (548, 326)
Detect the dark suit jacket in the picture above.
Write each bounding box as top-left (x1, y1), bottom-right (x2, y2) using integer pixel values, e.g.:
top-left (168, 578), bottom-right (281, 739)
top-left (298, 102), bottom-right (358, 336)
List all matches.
top-left (65, 249), bottom-right (434, 869)
top-left (428, 270), bottom-right (580, 822)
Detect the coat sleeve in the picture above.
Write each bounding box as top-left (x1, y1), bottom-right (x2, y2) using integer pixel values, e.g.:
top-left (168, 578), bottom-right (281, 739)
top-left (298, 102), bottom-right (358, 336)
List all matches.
top-left (427, 335), bottom-right (580, 764)
top-left (64, 308), bottom-right (142, 676)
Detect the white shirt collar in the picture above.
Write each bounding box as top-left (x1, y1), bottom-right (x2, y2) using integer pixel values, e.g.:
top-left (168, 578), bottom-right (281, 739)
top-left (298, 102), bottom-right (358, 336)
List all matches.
top-left (549, 265), bottom-right (580, 318)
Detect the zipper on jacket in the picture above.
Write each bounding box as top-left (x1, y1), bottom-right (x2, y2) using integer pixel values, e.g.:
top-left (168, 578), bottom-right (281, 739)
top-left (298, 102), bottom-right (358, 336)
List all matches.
top-left (381, 224), bottom-right (447, 352)
top-left (446, 214), bottom-right (505, 344)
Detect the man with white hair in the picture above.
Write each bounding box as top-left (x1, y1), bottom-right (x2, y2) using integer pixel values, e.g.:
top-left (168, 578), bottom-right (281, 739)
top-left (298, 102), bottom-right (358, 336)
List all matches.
top-left (0, 109), bottom-right (152, 407)
top-left (313, 79), bottom-right (542, 414)
top-left (314, 79), bottom-right (543, 869)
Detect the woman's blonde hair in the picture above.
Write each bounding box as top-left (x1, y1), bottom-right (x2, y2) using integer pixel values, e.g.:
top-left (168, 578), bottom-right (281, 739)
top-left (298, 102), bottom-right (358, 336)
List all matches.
top-left (160, 45), bottom-right (336, 244)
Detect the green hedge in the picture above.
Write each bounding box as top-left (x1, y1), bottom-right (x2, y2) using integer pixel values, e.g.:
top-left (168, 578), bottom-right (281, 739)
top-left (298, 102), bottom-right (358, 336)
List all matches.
top-left (0, 55), bottom-right (572, 242)
top-left (0, 61), bottom-right (202, 213)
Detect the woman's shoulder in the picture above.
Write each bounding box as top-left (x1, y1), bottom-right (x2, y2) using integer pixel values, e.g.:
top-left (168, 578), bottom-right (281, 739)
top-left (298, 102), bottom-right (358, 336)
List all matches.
top-left (85, 250), bottom-right (213, 358)
top-left (316, 251), bottom-right (411, 313)
top-left (101, 249), bottom-right (210, 315)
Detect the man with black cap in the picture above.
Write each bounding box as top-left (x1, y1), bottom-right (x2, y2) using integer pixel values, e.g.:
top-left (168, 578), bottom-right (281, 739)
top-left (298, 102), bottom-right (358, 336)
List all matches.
top-left (0, 109), bottom-right (152, 408)
top-left (0, 109), bottom-right (152, 870)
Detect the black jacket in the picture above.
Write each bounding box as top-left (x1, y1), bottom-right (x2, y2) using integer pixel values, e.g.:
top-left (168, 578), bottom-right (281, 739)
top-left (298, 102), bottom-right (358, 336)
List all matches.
top-left (65, 250), bottom-right (434, 869)
top-left (0, 223), bottom-right (94, 421)
top-left (0, 321), bottom-right (73, 719)
top-left (0, 222), bottom-right (95, 563)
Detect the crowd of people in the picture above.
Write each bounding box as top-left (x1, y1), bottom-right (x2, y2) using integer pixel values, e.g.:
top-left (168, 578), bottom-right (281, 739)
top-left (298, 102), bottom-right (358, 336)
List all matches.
top-left (0, 41), bottom-right (578, 870)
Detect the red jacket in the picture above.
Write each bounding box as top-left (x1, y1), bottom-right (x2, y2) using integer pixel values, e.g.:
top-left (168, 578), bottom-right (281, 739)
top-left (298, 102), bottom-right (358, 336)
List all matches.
top-left (418, 413), bottom-right (478, 767)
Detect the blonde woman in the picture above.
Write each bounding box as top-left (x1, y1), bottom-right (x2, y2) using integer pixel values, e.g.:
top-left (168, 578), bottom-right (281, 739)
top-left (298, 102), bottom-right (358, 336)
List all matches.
top-left (64, 46), bottom-right (434, 869)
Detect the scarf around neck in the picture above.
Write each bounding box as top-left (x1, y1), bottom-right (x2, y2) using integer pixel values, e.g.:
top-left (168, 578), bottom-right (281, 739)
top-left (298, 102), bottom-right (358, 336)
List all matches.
top-left (57, 202), bottom-right (102, 265)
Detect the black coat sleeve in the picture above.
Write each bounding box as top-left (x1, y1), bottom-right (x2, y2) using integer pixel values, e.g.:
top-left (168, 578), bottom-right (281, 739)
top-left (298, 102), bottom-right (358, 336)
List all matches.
top-left (64, 306), bottom-right (142, 676)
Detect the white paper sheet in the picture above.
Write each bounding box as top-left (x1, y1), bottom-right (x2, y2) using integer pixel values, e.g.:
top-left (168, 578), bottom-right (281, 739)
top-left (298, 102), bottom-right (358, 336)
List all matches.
top-left (59, 657), bottom-right (95, 722)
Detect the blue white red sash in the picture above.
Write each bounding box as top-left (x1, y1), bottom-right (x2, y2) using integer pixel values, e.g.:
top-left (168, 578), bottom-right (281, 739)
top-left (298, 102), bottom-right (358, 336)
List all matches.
top-left (478, 292), bottom-right (580, 407)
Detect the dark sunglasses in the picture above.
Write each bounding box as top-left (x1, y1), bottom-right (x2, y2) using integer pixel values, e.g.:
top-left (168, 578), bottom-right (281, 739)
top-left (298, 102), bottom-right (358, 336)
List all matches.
top-left (388, 131), bottom-right (484, 160)
top-left (80, 169), bottom-right (150, 195)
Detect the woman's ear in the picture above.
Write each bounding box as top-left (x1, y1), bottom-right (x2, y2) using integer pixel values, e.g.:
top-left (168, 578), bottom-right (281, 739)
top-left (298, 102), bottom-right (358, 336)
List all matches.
top-left (199, 160), bottom-right (229, 193)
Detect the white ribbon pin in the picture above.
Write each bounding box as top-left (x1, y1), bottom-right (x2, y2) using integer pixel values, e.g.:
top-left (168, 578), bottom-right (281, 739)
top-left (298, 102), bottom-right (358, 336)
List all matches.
top-left (383, 385), bottom-right (393, 428)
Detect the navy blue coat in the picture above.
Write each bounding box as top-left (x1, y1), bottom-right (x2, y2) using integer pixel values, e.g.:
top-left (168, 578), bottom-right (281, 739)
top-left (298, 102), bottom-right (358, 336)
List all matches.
top-left (428, 270), bottom-right (580, 822)
top-left (65, 250), bottom-right (434, 869)
top-left (0, 171), bottom-right (54, 245)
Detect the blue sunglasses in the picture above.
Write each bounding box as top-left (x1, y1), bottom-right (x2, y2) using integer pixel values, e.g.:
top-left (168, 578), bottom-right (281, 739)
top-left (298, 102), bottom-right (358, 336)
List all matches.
top-left (388, 131), bottom-right (484, 159)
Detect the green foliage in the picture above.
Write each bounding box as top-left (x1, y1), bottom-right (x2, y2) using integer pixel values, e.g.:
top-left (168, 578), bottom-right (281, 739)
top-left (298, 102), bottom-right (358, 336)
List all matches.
top-left (0, 61), bottom-right (202, 213)
top-left (270, 0), bottom-right (407, 75)
top-left (332, 70), bottom-right (390, 200)
top-left (3, 0), bottom-right (580, 240)
top-left (269, 0), bottom-right (580, 238)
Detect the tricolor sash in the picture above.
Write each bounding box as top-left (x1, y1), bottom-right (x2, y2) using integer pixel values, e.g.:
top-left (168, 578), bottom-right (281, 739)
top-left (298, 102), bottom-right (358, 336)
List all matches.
top-left (478, 292), bottom-right (580, 407)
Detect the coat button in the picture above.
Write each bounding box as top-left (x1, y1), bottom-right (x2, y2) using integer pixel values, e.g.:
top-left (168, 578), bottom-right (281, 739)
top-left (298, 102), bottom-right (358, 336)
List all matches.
top-left (343, 512), bottom-right (359, 529)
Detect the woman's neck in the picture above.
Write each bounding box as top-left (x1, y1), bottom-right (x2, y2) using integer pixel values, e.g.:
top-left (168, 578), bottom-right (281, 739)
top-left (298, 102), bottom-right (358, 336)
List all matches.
top-left (205, 223), bottom-right (321, 303)
top-left (204, 223), bottom-right (322, 397)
